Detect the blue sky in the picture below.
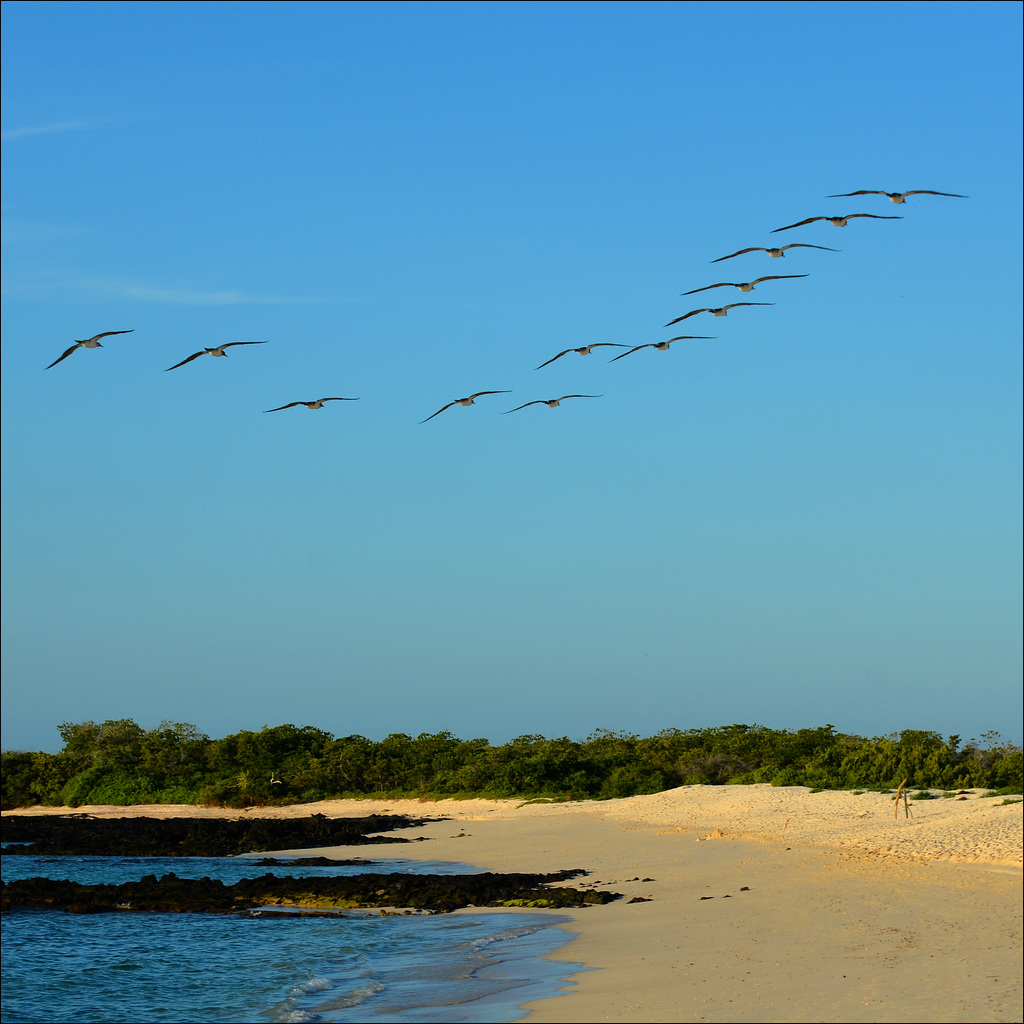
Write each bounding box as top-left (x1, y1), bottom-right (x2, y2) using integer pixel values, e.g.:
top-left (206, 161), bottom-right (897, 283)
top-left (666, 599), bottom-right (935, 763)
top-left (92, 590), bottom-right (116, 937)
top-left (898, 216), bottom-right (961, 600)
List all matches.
top-left (2, 0), bottom-right (1021, 753)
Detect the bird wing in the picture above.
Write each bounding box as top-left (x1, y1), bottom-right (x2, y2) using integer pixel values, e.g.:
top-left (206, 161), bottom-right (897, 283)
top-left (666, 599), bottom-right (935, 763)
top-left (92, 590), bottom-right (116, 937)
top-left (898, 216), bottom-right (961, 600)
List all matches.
top-left (826, 190), bottom-right (881, 198)
top-left (664, 309), bottom-right (708, 327)
top-left (772, 217), bottom-right (826, 232)
top-left (85, 330), bottom-right (134, 343)
top-left (682, 282), bottom-right (734, 295)
top-left (535, 348), bottom-right (573, 369)
top-left (711, 247), bottom-right (764, 263)
top-left (222, 341), bottom-right (269, 349)
top-left (45, 344), bottom-right (82, 369)
top-left (665, 335), bottom-right (715, 342)
top-left (904, 190), bottom-right (967, 198)
top-left (421, 401), bottom-right (457, 422)
top-left (321, 397), bottom-right (359, 402)
top-left (725, 303), bottom-right (773, 310)
top-left (558, 395), bottom-right (601, 401)
top-left (848, 214), bottom-right (902, 220)
top-left (467, 390), bottom-right (511, 400)
top-left (609, 345), bottom-right (650, 361)
top-left (751, 275), bottom-right (808, 284)
top-left (264, 402), bottom-right (303, 412)
top-left (784, 244), bottom-right (839, 252)
top-left (503, 401), bottom-right (542, 413)
top-left (591, 343), bottom-right (629, 349)
top-left (164, 351), bottom-right (206, 371)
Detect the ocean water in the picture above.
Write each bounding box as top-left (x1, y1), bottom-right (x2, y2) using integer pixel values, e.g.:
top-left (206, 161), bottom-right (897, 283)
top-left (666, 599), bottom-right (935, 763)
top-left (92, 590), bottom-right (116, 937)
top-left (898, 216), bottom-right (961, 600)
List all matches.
top-left (0, 854), bottom-right (582, 1024)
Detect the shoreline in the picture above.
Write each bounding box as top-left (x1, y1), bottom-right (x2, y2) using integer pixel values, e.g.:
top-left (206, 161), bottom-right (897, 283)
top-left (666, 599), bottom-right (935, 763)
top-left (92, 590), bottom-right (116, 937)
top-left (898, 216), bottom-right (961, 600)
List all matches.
top-left (5, 786), bottom-right (1022, 1023)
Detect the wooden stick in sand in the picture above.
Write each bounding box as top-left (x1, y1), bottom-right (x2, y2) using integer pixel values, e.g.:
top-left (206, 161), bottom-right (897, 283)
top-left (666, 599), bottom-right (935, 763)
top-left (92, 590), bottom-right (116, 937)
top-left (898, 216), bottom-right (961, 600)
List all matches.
top-left (894, 778), bottom-right (913, 820)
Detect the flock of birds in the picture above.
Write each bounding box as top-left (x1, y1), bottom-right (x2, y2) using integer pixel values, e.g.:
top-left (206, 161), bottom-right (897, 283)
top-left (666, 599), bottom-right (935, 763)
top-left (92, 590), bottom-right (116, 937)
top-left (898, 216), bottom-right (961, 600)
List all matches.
top-left (45, 188), bottom-right (966, 419)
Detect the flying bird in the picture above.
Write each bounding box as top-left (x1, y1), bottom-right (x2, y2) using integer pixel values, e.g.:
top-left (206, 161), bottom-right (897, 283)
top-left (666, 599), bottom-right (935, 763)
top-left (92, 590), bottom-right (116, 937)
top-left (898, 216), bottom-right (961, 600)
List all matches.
top-left (682, 275), bottom-right (808, 296)
top-left (535, 343), bottom-right (630, 369)
top-left (421, 390), bottom-right (511, 423)
top-left (45, 330), bottom-right (134, 369)
top-left (164, 341), bottom-right (268, 371)
top-left (610, 336), bottom-right (714, 362)
top-left (665, 303), bottom-right (773, 327)
top-left (264, 397), bottom-right (359, 412)
top-left (772, 213), bottom-right (902, 232)
top-left (503, 395), bottom-right (602, 413)
top-left (826, 189), bottom-right (968, 203)
top-left (711, 244), bottom-right (838, 263)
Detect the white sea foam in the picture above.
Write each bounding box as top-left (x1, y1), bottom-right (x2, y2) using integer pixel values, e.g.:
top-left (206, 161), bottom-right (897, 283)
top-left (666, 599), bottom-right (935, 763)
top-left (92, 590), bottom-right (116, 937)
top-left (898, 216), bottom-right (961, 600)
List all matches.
top-left (307, 980), bottom-right (386, 1011)
top-left (470, 919), bottom-right (553, 949)
top-left (291, 977), bottom-right (336, 995)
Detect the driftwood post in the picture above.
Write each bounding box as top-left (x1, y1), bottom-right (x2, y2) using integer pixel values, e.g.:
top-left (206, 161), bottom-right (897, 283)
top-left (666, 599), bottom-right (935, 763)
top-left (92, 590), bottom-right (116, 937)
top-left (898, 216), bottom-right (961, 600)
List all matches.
top-left (894, 778), bottom-right (912, 819)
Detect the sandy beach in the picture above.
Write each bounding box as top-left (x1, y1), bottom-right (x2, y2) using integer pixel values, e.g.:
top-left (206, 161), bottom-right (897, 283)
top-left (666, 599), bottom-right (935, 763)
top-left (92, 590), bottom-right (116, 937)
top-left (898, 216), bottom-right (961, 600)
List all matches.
top-left (7, 785), bottom-right (1022, 1023)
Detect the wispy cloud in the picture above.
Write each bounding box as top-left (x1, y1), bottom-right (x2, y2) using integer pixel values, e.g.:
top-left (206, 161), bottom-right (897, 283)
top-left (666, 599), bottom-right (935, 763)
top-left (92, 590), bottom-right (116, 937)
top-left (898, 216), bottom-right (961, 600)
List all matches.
top-left (0, 219), bottom-right (83, 244)
top-left (1, 270), bottom-right (329, 305)
top-left (81, 277), bottom-right (324, 305)
top-left (0, 119), bottom-right (105, 141)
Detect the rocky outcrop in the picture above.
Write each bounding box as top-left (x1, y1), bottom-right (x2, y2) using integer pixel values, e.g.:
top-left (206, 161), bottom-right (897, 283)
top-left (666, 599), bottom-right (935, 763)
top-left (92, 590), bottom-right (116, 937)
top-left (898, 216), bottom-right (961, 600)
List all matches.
top-left (0, 813), bottom-right (430, 857)
top-left (2, 869), bottom-right (621, 914)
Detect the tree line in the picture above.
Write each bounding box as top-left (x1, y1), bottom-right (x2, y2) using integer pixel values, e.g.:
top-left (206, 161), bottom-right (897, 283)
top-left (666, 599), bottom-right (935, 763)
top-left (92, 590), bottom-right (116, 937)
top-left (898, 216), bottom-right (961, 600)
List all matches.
top-left (2, 720), bottom-right (1021, 810)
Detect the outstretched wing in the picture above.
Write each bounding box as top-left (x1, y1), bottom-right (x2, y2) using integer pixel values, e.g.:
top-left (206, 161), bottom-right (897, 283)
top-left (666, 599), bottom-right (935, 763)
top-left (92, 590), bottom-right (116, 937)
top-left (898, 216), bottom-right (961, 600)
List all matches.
top-left (264, 402), bottom-right (303, 412)
top-left (827, 189), bottom-right (966, 199)
top-left (164, 350), bottom-right (205, 371)
top-left (772, 216), bottom-right (826, 232)
top-left (711, 247), bottom-right (765, 263)
top-left (682, 282), bottom-right (735, 295)
top-left (664, 309), bottom-right (708, 327)
top-left (610, 345), bottom-right (650, 362)
top-left (535, 348), bottom-right (573, 369)
top-left (421, 401), bottom-right (457, 423)
top-left (84, 329), bottom-right (134, 344)
top-left (45, 343), bottom-right (81, 369)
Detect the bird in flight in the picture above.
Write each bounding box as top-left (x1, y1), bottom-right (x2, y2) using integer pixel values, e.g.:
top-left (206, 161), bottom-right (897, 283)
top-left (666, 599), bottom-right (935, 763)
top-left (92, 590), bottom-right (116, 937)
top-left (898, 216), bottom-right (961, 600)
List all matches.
top-left (421, 390), bottom-right (511, 423)
top-left (682, 274), bottom-right (808, 296)
top-left (610, 336), bottom-right (714, 362)
top-left (264, 397), bottom-right (359, 412)
top-left (165, 341), bottom-right (268, 371)
top-left (772, 213), bottom-right (902, 232)
top-left (535, 343), bottom-right (630, 369)
top-left (665, 303), bottom-right (773, 327)
top-left (503, 395), bottom-right (602, 413)
top-left (827, 189), bottom-right (967, 204)
top-left (711, 244), bottom-right (838, 263)
top-left (46, 330), bottom-right (134, 369)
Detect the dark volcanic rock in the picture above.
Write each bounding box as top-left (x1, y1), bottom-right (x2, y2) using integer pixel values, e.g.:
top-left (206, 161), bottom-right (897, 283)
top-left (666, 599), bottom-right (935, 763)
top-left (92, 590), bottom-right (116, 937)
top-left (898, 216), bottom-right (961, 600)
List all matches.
top-left (1, 870), bottom-right (622, 914)
top-left (254, 857), bottom-right (373, 867)
top-left (0, 813), bottom-right (433, 857)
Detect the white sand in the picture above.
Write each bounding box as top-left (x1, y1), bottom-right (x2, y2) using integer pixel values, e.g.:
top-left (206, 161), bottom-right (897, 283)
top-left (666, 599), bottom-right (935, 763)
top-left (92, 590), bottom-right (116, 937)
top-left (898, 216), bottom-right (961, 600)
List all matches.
top-left (7, 786), bottom-right (1022, 1022)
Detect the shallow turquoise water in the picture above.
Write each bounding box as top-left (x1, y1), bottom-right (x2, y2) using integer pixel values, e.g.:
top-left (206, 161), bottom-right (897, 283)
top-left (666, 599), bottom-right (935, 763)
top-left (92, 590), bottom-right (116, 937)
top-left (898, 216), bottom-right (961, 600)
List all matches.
top-left (0, 855), bottom-right (581, 1024)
